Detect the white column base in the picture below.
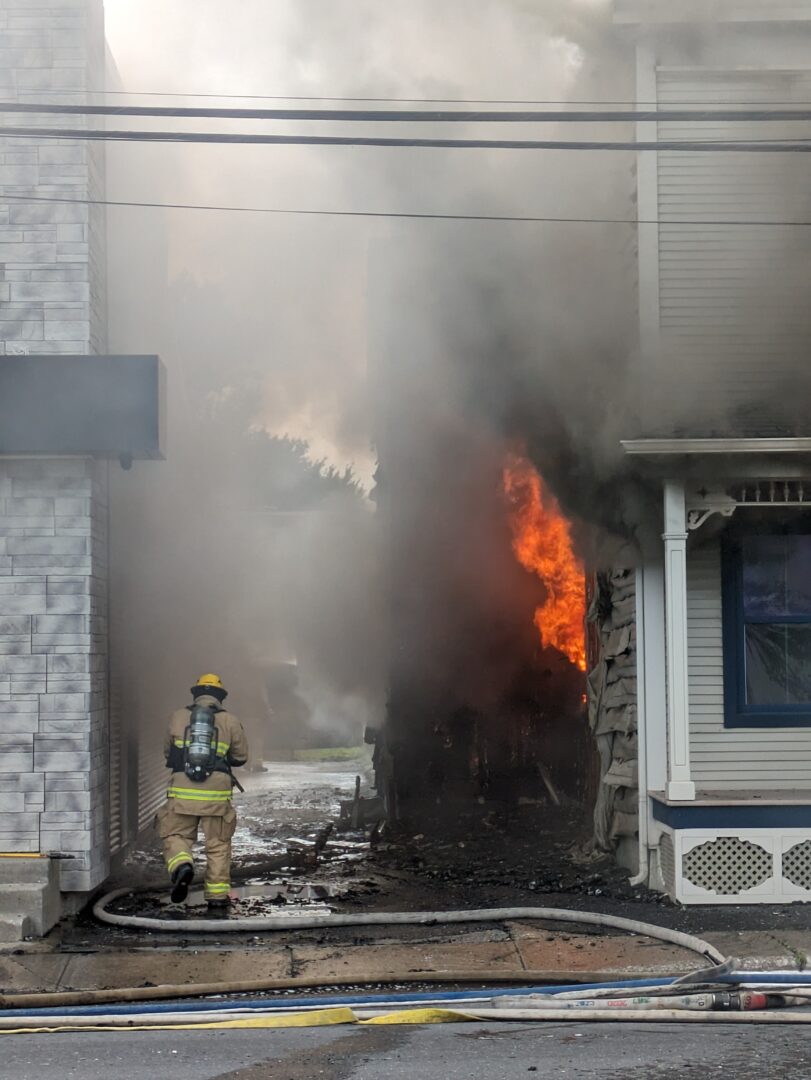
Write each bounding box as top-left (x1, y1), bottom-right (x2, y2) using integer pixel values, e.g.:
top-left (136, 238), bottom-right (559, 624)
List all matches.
top-left (666, 780), bottom-right (696, 801)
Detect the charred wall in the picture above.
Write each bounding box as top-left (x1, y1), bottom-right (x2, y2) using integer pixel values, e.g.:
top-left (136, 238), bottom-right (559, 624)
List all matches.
top-left (587, 568), bottom-right (638, 870)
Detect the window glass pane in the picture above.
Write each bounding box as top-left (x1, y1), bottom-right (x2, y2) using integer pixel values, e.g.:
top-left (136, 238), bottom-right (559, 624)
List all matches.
top-left (745, 623), bottom-right (811, 706)
top-left (786, 537), bottom-right (811, 616)
top-left (742, 537), bottom-right (787, 617)
top-left (742, 536), bottom-right (811, 618)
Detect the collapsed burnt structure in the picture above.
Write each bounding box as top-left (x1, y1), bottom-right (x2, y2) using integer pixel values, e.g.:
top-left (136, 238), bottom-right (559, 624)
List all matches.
top-left (380, 648), bottom-right (591, 824)
top-left (370, 243), bottom-right (596, 827)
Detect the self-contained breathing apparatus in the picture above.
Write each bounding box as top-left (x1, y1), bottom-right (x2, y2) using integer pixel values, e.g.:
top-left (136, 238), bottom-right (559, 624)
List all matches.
top-left (174, 703), bottom-right (245, 792)
top-left (183, 703), bottom-right (220, 782)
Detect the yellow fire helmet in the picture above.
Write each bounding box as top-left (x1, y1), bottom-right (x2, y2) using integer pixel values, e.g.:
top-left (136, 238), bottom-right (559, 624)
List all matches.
top-left (191, 673), bottom-right (228, 699)
top-left (196, 673), bottom-right (224, 690)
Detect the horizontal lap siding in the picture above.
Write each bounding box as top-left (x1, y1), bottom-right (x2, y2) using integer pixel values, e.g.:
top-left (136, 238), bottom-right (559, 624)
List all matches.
top-left (660, 67), bottom-right (811, 789)
top-left (687, 543), bottom-right (811, 788)
top-left (656, 69), bottom-right (811, 411)
top-left (137, 740), bottom-right (167, 835)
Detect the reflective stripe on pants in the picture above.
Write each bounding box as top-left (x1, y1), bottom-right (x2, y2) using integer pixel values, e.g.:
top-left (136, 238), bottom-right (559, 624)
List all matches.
top-left (156, 803), bottom-right (237, 896)
top-left (167, 850), bottom-right (193, 873)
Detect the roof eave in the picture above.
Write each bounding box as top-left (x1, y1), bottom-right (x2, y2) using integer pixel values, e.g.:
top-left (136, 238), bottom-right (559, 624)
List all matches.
top-left (622, 437), bottom-right (811, 457)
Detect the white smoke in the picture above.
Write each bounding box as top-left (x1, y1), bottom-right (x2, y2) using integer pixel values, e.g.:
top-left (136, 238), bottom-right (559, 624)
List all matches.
top-left (102, 0), bottom-right (629, 748)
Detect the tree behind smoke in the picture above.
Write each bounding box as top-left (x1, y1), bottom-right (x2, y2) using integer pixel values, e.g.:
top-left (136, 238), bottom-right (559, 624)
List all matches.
top-left (104, 0), bottom-right (637, 754)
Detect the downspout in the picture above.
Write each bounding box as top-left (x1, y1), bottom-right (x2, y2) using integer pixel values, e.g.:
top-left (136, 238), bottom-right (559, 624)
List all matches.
top-left (629, 34), bottom-right (656, 888)
top-left (629, 564), bottom-right (649, 887)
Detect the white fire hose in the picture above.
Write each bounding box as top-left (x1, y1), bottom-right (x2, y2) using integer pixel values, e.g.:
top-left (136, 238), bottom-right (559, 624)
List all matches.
top-left (92, 891), bottom-right (726, 967)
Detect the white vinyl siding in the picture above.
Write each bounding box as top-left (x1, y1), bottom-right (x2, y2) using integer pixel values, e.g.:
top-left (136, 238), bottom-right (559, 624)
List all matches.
top-left (687, 541), bottom-right (811, 789)
top-left (108, 685), bottom-right (123, 855)
top-left (655, 69), bottom-right (811, 410)
top-left (137, 739), bottom-right (168, 834)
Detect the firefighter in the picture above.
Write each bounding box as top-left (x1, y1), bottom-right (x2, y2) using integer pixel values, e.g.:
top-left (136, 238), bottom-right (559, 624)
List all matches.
top-left (157, 673), bottom-right (249, 909)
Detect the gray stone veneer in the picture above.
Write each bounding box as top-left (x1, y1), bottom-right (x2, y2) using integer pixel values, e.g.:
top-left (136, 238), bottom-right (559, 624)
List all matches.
top-left (0, 0), bottom-right (110, 893)
top-left (0, 0), bottom-right (106, 358)
top-left (0, 457), bottom-right (109, 890)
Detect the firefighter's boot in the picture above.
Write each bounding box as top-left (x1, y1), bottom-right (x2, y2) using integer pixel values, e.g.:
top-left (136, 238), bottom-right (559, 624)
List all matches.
top-left (206, 896), bottom-right (230, 918)
top-left (170, 863), bottom-right (194, 904)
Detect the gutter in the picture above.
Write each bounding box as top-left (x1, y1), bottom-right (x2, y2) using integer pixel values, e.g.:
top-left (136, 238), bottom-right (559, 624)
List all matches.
top-left (622, 438), bottom-right (811, 456)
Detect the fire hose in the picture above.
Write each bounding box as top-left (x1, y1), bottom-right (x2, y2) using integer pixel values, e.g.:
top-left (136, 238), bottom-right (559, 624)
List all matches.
top-left (3, 977), bottom-right (811, 1031)
top-left (91, 893), bottom-right (727, 966)
top-left (14, 895), bottom-right (811, 1031)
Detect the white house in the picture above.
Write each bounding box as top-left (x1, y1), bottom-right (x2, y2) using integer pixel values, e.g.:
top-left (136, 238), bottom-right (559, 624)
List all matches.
top-left (609, 0), bottom-right (811, 903)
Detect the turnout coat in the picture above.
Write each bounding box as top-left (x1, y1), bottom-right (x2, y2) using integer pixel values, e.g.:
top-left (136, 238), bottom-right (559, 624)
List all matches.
top-left (163, 694), bottom-right (249, 816)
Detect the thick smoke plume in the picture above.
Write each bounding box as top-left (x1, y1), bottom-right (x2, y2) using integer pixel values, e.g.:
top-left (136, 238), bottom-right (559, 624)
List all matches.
top-left (103, 0), bottom-right (643, 763)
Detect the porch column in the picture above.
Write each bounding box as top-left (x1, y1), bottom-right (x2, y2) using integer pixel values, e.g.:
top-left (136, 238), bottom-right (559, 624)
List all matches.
top-left (663, 479), bottom-right (695, 801)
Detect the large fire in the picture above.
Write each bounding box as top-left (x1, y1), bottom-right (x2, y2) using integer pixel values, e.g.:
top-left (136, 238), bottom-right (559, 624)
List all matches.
top-left (502, 452), bottom-right (587, 671)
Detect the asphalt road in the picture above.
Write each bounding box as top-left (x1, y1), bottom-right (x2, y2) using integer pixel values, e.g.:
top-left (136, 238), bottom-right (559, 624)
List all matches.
top-left (6, 1022), bottom-right (811, 1080)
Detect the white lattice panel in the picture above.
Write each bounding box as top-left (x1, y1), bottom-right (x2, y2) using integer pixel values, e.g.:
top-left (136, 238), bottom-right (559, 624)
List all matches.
top-left (657, 828), bottom-right (811, 905)
top-left (683, 837), bottom-right (772, 895)
top-left (782, 839), bottom-right (811, 891)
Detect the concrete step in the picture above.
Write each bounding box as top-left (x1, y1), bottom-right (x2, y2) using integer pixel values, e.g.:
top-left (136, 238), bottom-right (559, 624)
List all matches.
top-left (0, 858), bottom-right (53, 885)
top-left (0, 913), bottom-right (33, 943)
top-left (0, 882), bottom-right (59, 937)
top-left (0, 860), bottom-right (62, 937)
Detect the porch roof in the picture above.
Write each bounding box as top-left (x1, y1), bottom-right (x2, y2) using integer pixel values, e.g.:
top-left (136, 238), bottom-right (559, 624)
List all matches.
top-left (622, 437), bottom-right (811, 457)
top-left (624, 365), bottom-right (811, 450)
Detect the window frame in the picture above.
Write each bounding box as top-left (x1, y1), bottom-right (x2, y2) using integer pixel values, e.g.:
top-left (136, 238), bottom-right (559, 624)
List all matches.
top-left (722, 523), bottom-right (811, 729)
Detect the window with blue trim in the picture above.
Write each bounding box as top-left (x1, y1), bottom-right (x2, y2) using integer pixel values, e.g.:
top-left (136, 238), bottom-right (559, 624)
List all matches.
top-left (723, 530), bottom-right (811, 727)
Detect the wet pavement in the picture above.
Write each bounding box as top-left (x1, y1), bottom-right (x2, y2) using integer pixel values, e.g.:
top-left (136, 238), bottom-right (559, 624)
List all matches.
top-left (6, 1023), bottom-right (811, 1080)
top-left (62, 757), bottom-right (811, 944)
top-left (118, 759), bottom-right (375, 879)
top-left (82, 758), bottom-right (380, 931)
top-left (2, 762), bottom-right (811, 1074)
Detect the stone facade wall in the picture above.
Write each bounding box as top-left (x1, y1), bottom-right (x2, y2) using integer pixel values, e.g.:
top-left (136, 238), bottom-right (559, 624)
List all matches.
top-left (0, 0), bottom-right (110, 893)
top-left (0, 458), bottom-right (109, 890)
top-left (0, 0), bottom-right (105, 357)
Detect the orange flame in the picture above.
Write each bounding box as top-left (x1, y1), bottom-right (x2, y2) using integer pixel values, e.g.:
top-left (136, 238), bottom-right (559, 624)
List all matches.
top-left (502, 452), bottom-right (587, 671)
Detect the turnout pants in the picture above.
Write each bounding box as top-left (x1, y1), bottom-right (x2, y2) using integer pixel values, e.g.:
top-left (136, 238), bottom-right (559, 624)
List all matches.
top-left (157, 802), bottom-right (237, 900)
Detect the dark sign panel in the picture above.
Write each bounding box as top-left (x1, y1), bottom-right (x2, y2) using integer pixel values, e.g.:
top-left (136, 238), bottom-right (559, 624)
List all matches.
top-left (0, 354), bottom-right (164, 457)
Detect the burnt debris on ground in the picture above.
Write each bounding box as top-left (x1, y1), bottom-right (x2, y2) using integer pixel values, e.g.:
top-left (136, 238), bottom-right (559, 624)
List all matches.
top-left (56, 758), bottom-right (811, 949)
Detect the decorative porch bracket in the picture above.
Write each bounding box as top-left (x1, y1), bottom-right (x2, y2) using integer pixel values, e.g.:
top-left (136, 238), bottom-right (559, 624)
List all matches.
top-left (686, 494), bottom-right (736, 532)
top-left (687, 480), bottom-right (811, 532)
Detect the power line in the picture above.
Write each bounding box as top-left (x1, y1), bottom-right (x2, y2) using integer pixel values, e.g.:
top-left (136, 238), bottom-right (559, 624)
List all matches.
top-left (3, 126), bottom-right (811, 151)
top-left (3, 190), bottom-right (811, 228)
top-left (6, 101), bottom-right (811, 123)
top-left (21, 86), bottom-right (811, 108)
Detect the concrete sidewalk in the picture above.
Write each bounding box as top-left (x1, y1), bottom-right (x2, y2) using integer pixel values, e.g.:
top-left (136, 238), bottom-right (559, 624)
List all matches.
top-left (0, 923), bottom-right (807, 995)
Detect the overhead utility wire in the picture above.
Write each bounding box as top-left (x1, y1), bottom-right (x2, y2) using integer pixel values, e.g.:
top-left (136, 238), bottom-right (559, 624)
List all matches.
top-left (4, 191), bottom-right (811, 228)
top-left (3, 126), bottom-right (811, 152)
top-left (21, 87), bottom-right (811, 107)
top-left (6, 101), bottom-right (811, 122)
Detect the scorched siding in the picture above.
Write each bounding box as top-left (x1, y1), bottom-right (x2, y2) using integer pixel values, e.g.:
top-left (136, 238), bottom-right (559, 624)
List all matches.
top-left (687, 542), bottom-right (811, 789)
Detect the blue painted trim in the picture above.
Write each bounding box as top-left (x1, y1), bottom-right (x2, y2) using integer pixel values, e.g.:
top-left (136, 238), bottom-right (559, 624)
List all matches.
top-left (721, 531), bottom-right (811, 728)
top-left (652, 795), bottom-right (811, 829)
